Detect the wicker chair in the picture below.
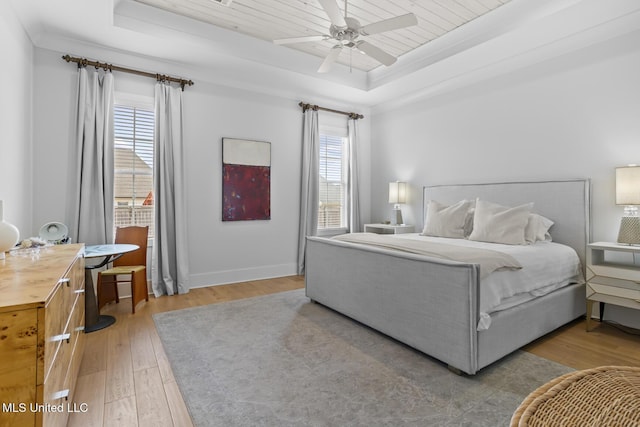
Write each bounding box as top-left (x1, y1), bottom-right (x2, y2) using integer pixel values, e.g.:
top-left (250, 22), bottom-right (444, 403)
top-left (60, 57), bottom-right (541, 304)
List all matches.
top-left (97, 226), bottom-right (149, 314)
top-left (511, 366), bottom-right (640, 426)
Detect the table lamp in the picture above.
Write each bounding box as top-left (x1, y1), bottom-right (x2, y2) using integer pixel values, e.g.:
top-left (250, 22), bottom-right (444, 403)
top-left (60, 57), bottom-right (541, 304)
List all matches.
top-left (389, 181), bottom-right (407, 225)
top-left (616, 165), bottom-right (640, 245)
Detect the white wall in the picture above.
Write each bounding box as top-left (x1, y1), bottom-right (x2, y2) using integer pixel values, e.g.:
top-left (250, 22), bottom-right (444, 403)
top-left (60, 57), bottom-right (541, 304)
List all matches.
top-left (370, 30), bottom-right (640, 327)
top-left (31, 47), bottom-right (371, 288)
top-left (0, 2), bottom-right (33, 236)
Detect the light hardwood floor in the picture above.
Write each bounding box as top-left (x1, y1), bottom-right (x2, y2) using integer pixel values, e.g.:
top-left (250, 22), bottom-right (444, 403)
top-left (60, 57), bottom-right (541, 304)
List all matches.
top-left (69, 276), bottom-right (640, 426)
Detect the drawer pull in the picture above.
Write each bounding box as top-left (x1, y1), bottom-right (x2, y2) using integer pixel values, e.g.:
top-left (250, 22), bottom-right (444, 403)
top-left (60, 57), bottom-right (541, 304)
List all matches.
top-left (58, 278), bottom-right (71, 287)
top-left (51, 389), bottom-right (69, 401)
top-left (51, 333), bottom-right (71, 344)
top-left (74, 289), bottom-right (85, 294)
top-left (75, 325), bottom-right (85, 332)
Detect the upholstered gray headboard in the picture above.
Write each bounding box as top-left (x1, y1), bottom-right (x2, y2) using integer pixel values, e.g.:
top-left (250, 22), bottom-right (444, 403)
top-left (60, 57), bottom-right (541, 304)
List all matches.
top-left (423, 179), bottom-right (591, 268)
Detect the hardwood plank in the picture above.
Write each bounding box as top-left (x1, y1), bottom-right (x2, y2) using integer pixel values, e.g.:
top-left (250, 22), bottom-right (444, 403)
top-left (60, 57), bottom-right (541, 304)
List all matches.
top-left (164, 380), bottom-right (193, 427)
top-left (523, 318), bottom-right (640, 369)
top-left (133, 367), bottom-right (173, 427)
top-left (129, 315), bottom-right (157, 372)
top-left (77, 330), bottom-right (107, 376)
top-left (148, 326), bottom-right (176, 384)
top-left (67, 371), bottom-right (105, 427)
top-left (103, 395), bottom-right (138, 427)
top-left (104, 320), bottom-right (135, 403)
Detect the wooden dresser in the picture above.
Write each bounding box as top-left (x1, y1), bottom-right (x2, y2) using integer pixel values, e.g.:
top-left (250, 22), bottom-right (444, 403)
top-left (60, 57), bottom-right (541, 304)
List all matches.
top-left (0, 244), bottom-right (85, 427)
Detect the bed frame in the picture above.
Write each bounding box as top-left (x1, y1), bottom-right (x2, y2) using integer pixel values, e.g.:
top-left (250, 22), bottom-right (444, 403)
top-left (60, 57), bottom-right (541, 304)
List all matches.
top-left (305, 179), bottom-right (590, 375)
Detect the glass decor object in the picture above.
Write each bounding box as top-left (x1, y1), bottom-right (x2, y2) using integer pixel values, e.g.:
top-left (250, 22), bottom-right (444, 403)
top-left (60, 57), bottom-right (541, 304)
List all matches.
top-left (0, 200), bottom-right (19, 259)
top-left (616, 165), bottom-right (640, 245)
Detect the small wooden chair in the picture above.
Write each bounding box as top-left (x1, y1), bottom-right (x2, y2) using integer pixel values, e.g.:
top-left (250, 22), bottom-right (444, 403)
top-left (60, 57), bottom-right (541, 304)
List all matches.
top-left (97, 226), bottom-right (149, 314)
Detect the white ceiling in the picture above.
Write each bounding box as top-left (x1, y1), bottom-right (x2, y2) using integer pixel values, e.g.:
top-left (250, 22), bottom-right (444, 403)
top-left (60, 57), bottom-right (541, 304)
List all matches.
top-left (132, 0), bottom-right (512, 72)
top-left (9, 0), bottom-right (640, 110)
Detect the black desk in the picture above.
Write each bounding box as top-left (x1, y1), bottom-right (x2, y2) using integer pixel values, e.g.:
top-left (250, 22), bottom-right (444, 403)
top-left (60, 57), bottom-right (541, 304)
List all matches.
top-left (84, 244), bottom-right (138, 333)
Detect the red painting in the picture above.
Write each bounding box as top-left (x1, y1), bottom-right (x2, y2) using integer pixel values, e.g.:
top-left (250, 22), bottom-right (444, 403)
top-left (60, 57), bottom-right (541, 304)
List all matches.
top-left (222, 138), bottom-right (271, 221)
top-left (222, 164), bottom-right (271, 221)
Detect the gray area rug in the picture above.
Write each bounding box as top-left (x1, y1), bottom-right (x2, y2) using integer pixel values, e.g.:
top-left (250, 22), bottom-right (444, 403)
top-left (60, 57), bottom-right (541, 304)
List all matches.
top-left (153, 289), bottom-right (573, 426)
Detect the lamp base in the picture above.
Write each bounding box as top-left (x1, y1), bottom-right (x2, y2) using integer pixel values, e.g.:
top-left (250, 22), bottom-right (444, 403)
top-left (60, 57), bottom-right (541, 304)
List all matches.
top-left (391, 207), bottom-right (403, 226)
top-left (617, 216), bottom-right (640, 245)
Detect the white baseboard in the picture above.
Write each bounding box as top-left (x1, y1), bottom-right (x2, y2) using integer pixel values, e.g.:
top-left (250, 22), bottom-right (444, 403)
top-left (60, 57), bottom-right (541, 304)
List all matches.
top-left (188, 263), bottom-right (298, 289)
top-left (111, 263), bottom-right (298, 298)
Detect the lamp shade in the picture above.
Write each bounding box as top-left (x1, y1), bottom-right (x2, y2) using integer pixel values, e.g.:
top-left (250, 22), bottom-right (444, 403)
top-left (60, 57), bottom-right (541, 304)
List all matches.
top-left (389, 182), bottom-right (407, 204)
top-left (616, 165), bottom-right (640, 205)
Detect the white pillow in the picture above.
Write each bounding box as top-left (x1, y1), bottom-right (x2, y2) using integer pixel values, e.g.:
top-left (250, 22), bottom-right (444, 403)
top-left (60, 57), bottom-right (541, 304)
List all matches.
top-left (463, 207), bottom-right (475, 237)
top-left (468, 199), bottom-right (533, 245)
top-left (524, 213), bottom-right (554, 243)
top-left (421, 199), bottom-right (472, 238)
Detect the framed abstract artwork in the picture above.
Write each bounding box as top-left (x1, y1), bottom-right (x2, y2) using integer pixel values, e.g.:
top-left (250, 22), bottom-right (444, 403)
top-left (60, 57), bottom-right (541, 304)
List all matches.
top-left (222, 138), bottom-right (271, 221)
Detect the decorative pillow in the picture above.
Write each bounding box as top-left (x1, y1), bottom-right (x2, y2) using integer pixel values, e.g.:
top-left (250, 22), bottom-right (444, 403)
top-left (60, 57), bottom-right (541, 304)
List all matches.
top-left (524, 213), bottom-right (554, 243)
top-left (463, 207), bottom-right (475, 237)
top-left (468, 199), bottom-right (533, 245)
top-left (421, 199), bottom-right (472, 238)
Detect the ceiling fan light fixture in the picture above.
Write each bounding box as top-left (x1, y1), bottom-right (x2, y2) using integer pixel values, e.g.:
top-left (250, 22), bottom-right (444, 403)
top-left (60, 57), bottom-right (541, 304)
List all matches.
top-left (273, 0), bottom-right (418, 73)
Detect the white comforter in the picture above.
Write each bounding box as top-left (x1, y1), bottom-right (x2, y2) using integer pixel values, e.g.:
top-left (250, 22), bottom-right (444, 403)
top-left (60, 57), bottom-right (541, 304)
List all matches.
top-left (332, 232), bottom-right (522, 279)
top-left (338, 233), bottom-right (584, 330)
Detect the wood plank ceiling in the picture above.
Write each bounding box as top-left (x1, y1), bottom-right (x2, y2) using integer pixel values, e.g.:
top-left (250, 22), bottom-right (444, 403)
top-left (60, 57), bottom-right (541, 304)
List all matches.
top-left (134, 0), bottom-right (512, 71)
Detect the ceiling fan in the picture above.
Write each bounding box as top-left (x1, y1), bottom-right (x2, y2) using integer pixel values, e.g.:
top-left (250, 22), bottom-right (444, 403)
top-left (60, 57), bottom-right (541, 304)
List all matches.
top-left (273, 0), bottom-right (418, 73)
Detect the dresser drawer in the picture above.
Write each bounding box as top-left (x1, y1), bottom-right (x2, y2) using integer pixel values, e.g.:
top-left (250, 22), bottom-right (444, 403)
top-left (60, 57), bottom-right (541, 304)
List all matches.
top-left (587, 281), bottom-right (640, 310)
top-left (588, 282), bottom-right (640, 301)
top-left (43, 255), bottom-right (85, 382)
top-left (59, 257), bottom-right (85, 333)
top-left (43, 284), bottom-right (66, 384)
top-left (42, 295), bottom-right (85, 427)
top-left (587, 274), bottom-right (640, 291)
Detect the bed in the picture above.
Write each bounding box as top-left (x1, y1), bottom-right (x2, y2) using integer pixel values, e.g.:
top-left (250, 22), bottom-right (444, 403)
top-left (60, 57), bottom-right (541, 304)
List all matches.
top-left (305, 179), bottom-right (590, 375)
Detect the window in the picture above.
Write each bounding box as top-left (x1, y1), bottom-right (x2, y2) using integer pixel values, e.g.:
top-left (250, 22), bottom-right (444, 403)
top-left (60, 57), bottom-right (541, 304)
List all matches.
top-left (318, 133), bottom-right (348, 233)
top-left (113, 104), bottom-right (155, 237)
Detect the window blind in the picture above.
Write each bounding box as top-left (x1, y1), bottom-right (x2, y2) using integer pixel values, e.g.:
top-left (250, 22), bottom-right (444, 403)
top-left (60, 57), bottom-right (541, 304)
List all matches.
top-left (113, 105), bottom-right (155, 236)
top-left (318, 134), bottom-right (346, 230)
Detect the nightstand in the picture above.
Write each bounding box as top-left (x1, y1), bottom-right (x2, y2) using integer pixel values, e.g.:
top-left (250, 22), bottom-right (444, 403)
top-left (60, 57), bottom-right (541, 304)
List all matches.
top-left (363, 224), bottom-right (414, 234)
top-left (586, 242), bottom-right (640, 331)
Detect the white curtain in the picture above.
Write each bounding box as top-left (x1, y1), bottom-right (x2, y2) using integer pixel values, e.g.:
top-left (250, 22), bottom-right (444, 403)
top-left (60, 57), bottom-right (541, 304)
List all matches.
top-left (297, 108), bottom-right (320, 275)
top-left (348, 118), bottom-right (362, 233)
top-left (152, 82), bottom-right (190, 296)
top-left (68, 67), bottom-right (114, 245)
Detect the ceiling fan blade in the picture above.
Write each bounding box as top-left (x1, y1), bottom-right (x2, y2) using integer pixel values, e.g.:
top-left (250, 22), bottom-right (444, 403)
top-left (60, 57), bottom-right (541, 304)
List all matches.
top-left (318, 45), bottom-right (343, 73)
top-left (317, 0), bottom-right (347, 28)
top-left (356, 41), bottom-right (396, 66)
top-left (359, 13), bottom-right (418, 36)
top-left (273, 35), bottom-right (328, 45)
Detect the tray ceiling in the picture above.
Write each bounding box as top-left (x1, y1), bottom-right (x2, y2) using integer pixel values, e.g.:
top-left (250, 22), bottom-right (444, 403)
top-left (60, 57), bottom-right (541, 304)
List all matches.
top-left (11, 0), bottom-right (639, 108)
top-left (134, 0), bottom-right (512, 72)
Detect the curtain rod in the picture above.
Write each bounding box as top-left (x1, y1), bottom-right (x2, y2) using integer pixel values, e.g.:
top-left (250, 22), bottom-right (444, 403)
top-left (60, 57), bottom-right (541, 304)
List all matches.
top-left (62, 55), bottom-right (194, 90)
top-left (299, 102), bottom-right (363, 120)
